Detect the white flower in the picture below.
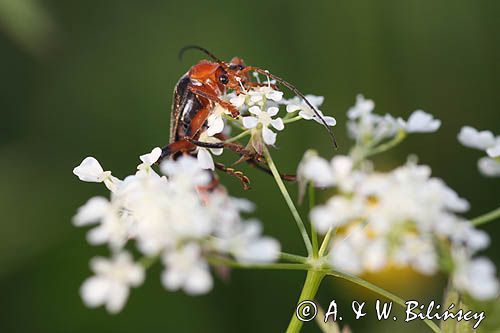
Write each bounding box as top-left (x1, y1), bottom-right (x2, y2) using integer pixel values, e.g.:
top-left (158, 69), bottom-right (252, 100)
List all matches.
top-left (297, 153), bottom-right (357, 193)
top-left (330, 239), bottom-right (363, 274)
top-left (206, 104), bottom-right (231, 136)
top-left (214, 220), bottom-right (280, 264)
top-left (139, 147), bottom-right (162, 166)
top-left (229, 94), bottom-right (247, 108)
top-left (161, 243), bottom-right (213, 295)
top-left (297, 152), bottom-right (335, 188)
top-left (247, 85), bottom-right (283, 105)
top-left (73, 157), bottom-right (108, 182)
top-left (393, 235), bottom-right (438, 275)
top-left (478, 157), bottom-right (500, 177)
top-left (458, 126), bottom-right (500, 176)
top-left (73, 196), bottom-right (130, 250)
top-left (400, 110), bottom-right (441, 133)
top-left (346, 97), bottom-right (399, 142)
top-left (195, 132), bottom-right (223, 171)
top-left (363, 239), bottom-right (388, 272)
top-left (73, 196), bottom-right (110, 227)
top-left (453, 255), bottom-right (499, 300)
top-left (285, 95), bottom-right (336, 126)
top-left (137, 147), bottom-right (162, 175)
top-left (347, 94), bottom-right (375, 119)
top-left (80, 252), bottom-right (144, 313)
top-left (242, 106), bottom-right (284, 145)
top-left (160, 155), bottom-right (211, 188)
top-left (458, 126), bottom-right (496, 151)
top-left (73, 157), bottom-right (120, 191)
top-left (450, 221), bottom-right (489, 253)
top-left (310, 196), bottom-right (362, 233)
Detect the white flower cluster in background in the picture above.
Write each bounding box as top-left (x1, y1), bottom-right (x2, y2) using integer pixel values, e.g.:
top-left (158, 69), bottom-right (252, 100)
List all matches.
top-left (72, 149), bottom-right (280, 313)
top-left (458, 126), bottom-right (500, 177)
top-left (300, 153), bottom-right (498, 300)
top-left (297, 95), bottom-right (499, 301)
top-left (347, 95), bottom-right (440, 157)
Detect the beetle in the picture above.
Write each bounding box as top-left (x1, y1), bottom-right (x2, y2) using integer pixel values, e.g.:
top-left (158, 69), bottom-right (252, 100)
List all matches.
top-left (159, 46), bottom-right (335, 188)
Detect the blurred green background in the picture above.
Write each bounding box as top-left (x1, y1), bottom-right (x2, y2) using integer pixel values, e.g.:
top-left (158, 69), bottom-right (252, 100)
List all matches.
top-left (0, 1), bottom-right (499, 332)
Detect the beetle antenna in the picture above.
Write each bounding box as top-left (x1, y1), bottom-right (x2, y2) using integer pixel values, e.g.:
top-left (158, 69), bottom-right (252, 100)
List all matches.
top-left (179, 45), bottom-right (223, 63)
top-left (249, 67), bottom-right (338, 148)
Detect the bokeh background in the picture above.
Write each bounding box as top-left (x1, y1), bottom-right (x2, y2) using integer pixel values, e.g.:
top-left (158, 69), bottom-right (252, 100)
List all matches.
top-left (0, 1), bottom-right (499, 332)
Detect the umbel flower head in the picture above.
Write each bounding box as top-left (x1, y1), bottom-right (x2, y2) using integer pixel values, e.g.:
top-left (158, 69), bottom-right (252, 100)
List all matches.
top-left (295, 94), bottom-right (499, 300)
top-left (72, 150), bottom-right (280, 313)
top-left (300, 153), bottom-right (498, 300)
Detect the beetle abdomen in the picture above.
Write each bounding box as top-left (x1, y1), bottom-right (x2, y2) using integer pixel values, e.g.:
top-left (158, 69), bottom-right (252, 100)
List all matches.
top-left (170, 75), bottom-right (204, 143)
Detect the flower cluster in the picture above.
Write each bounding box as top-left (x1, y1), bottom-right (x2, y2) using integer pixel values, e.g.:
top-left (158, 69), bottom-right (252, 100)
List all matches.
top-left (346, 95), bottom-right (440, 163)
top-left (458, 126), bottom-right (500, 177)
top-left (73, 149), bottom-right (280, 313)
top-left (298, 95), bottom-right (499, 301)
top-left (347, 95), bottom-right (441, 140)
top-left (301, 152), bottom-right (498, 300)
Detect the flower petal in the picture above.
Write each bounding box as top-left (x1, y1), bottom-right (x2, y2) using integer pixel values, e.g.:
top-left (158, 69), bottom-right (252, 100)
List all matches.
top-left (316, 115), bottom-right (337, 126)
top-left (404, 110), bottom-right (441, 133)
top-left (73, 196), bottom-right (110, 226)
top-left (486, 142), bottom-right (500, 158)
top-left (197, 148), bottom-right (215, 170)
top-left (458, 126), bottom-right (496, 151)
top-left (73, 157), bottom-right (105, 182)
top-left (242, 116), bottom-right (259, 129)
top-left (248, 106), bottom-right (262, 116)
top-left (286, 104), bottom-right (301, 113)
top-left (262, 127), bottom-right (277, 145)
top-left (270, 118), bottom-right (284, 131)
top-left (266, 106), bottom-right (279, 117)
top-left (184, 265), bottom-right (213, 295)
top-left (80, 276), bottom-right (109, 308)
top-left (206, 115), bottom-right (225, 136)
top-left (139, 147), bottom-right (162, 166)
top-left (478, 157), bottom-right (500, 177)
top-left (230, 94), bottom-right (246, 108)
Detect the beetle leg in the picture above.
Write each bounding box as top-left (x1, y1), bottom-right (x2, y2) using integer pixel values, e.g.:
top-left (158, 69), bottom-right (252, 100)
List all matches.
top-left (188, 85), bottom-right (240, 118)
top-left (184, 138), bottom-right (264, 162)
top-left (214, 162), bottom-right (251, 190)
top-left (159, 140), bottom-right (195, 161)
top-left (189, 136), bottom-right (295, 182)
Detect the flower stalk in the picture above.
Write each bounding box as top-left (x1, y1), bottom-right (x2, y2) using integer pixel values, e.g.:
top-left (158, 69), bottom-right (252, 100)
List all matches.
top-left (471, 206), bottom-right (500, 226)
top-left (263, 145), bottom-right (313, 256)
top-left (286, 270), bottom-right (325, 333)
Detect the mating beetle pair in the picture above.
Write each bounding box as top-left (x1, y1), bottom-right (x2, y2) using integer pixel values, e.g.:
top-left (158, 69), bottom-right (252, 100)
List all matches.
top-left (161, 46), bottom-right (335, 189)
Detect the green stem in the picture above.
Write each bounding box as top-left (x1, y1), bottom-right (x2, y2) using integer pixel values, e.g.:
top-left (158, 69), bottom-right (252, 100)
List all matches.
top-left (207, 256), bottom-right (309, 271)
top-left (324, 270), bottom-right (441, 333)
top-left (318, 227), bottom-right (335, 257)
top-left (224, 129), bottom-right (251, 143)
top-left (471, 206), bottom-right (500, 226)
top-left (139, 255), bottom-right (159, 269)
top-left (280, 252), bottom-right (308, 263)
top-left (309, 183), bottom-right (319, 257)
top-left (283, 115), bottom-right (303, 124)
top-left (286, 270), bottom-right (325, 333)
top-left (365, 130), bottom-right (407, 157)
top-left (263, 145), bottom-right (313, 256)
